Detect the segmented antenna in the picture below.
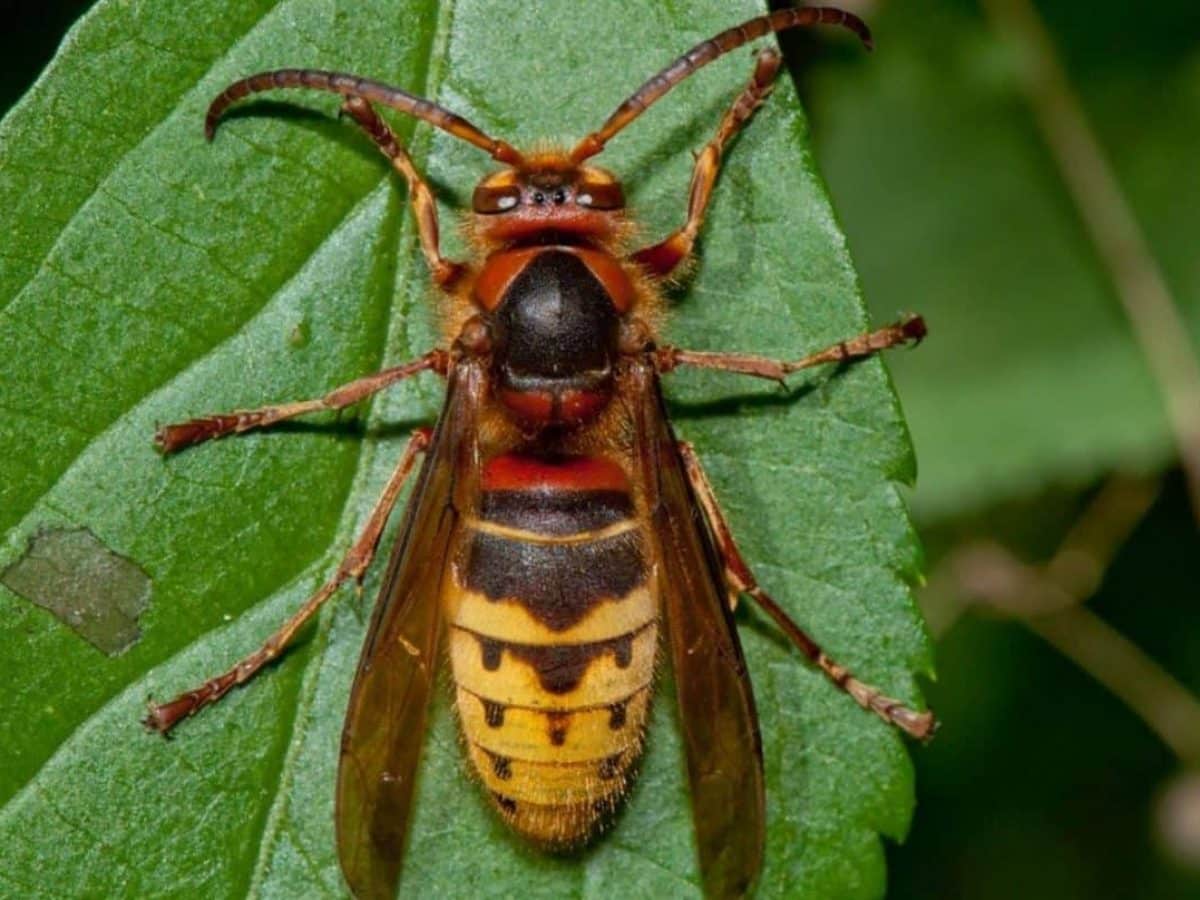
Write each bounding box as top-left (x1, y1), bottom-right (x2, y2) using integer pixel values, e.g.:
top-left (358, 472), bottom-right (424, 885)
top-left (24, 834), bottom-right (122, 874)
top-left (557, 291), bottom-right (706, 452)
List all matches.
top-left (569, 5), bottom-right (871, 163)
top-left (205, 68), bottom-right (524, 166)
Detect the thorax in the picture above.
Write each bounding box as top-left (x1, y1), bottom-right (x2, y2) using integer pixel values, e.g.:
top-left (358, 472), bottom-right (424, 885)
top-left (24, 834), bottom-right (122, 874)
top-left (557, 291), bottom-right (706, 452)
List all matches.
top-left (472, 244), bottom-right (637, 427)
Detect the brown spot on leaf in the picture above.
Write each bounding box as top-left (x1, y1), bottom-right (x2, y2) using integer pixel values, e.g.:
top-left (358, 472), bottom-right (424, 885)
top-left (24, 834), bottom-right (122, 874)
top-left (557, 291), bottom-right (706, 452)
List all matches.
top-left (2, 527), bottom-right (151, 656)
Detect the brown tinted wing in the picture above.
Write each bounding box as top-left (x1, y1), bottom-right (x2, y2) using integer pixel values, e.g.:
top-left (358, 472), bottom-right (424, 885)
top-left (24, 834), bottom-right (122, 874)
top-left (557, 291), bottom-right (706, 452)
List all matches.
top-left (629, 360), bottom-right (766, 898)
top-left (336, 361), bottom-right (484, 900)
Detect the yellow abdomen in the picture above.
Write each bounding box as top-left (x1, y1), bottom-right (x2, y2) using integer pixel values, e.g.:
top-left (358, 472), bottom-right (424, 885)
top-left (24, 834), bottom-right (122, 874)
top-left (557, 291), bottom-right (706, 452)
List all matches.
top-left (444, 451), bottom-right (658, 845)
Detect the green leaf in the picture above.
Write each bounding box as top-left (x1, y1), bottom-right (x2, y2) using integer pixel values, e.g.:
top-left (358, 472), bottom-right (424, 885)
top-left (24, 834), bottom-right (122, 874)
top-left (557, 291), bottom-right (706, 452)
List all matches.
top-left (805, 0), bottom-right (1200, 520)
top-left (0, 1), bottom-right (931, 897)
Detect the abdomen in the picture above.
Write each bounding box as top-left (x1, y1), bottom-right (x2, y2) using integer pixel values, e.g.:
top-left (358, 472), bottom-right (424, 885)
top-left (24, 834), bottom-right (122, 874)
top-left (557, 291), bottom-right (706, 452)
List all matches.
top-left (445, 451), bottom-right (657, 845)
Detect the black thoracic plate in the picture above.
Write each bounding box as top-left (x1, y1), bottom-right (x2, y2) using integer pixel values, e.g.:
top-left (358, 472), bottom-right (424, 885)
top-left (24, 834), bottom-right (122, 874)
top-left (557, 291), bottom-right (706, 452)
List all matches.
top-left (491, 249), bottom-right (620, 384)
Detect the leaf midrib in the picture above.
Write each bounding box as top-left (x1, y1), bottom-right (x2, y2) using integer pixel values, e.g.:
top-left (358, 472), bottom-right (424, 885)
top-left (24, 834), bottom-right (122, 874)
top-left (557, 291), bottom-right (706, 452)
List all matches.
top-left (245, 0), bottom-right (456, 893)
top-left (0, 0), bottom-right (432, 821)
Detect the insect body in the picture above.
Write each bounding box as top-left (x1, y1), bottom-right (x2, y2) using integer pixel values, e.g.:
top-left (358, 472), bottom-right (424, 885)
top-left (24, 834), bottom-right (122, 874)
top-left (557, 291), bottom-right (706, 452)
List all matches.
top-left (145, 6), bottom-right (934, 899)
top-left (448, 239), bottom-right (659, 841)
top-left (449, 450), bottom-right (656, 843)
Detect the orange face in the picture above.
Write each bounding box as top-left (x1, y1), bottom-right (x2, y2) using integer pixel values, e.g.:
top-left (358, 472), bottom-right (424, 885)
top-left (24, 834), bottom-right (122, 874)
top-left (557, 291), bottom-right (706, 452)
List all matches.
top-left (471, 159), bottom-right (626, 244)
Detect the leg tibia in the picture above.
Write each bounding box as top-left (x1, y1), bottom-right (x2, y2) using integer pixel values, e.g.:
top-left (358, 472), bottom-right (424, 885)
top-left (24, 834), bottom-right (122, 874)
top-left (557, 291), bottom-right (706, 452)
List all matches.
top-left (143, 427), bottom-right (432, 734)
top-left (676, 441), bottom-right (936, 741)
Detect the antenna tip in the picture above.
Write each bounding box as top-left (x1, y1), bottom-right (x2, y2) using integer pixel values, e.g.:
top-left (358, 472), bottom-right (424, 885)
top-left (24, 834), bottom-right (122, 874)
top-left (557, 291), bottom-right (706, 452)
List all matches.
top-left (203, 106), bottom-right (220, 142)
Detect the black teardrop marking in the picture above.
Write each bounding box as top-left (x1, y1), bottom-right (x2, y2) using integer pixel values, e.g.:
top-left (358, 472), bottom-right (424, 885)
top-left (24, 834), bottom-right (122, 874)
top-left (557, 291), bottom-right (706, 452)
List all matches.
top-left (480, 637), bottom-right (503, 671)
top-left (547, 711), bottom-right (570, 746)
top-left (492, 754), bottom-right (513, 781)
top-left (608, 701), bottom-right (627, 730)
top-left (612, 634), bottom-right (633, 668)
top-left (483, 698), bottom-right (506, 728)
top-left (598, 753), bottom-right (623, 780)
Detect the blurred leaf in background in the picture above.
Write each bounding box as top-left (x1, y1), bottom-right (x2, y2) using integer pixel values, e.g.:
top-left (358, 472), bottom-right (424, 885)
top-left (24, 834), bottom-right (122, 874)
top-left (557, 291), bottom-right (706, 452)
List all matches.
top-left (793, 0), bottom-right (1200, 897)
top-left (804, 0), bottom-right (1200, 519)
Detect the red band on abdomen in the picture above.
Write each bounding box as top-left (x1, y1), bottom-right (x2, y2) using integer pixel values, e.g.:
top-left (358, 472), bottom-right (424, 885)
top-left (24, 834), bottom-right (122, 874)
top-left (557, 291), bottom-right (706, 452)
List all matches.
top-left (481, 453), bottom-right (630, 493)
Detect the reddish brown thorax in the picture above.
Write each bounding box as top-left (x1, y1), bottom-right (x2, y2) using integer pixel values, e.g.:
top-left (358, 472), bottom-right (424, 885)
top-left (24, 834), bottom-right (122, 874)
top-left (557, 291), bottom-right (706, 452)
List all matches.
top-left (468, 157), bottom-right (633, 428)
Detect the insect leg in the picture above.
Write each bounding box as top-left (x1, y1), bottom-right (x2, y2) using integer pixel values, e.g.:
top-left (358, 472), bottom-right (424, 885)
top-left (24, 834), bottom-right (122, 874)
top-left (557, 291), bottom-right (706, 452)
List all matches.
top-left (155, 349), bottom-right (447, 454)
top-left (630, 48), bottom-right (783, 279)
top-left (144, 427), bottom-right (433, 735)
top-left (339, 97), bottom-right (466, 288)
top-left (656, 315), bottom-right (925, 382)
top-left (676, 441), bottom-right (937, 741)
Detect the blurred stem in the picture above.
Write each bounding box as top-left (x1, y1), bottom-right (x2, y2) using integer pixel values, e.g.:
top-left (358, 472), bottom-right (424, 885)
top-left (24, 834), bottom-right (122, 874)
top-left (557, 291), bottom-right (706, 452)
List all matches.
top-left (927, 475), bottom-right (1200, 766)
top-left (1028, 608), bottom-right (1200, 766)
top-left (923, 476), bottom-right (1158, 631)
top-left (980, 0), bottom-right (1200, 523)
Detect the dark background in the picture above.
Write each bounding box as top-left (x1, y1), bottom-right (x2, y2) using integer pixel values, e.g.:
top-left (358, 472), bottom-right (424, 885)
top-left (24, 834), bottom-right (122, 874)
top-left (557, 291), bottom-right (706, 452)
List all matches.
top-left (5, 1), bottom-right (1199, 898)
top-left (0, 0), bottom-right (94, 110)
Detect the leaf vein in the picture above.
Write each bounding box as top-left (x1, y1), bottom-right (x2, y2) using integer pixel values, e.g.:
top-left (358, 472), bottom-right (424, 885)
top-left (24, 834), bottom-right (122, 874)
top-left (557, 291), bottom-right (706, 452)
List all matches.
top-left (0, 0), bottom-right (283, 317)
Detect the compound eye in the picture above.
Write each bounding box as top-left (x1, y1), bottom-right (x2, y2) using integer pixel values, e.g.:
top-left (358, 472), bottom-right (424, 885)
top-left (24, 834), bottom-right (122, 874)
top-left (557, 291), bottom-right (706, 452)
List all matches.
top-left (473, 183), bottom-right (522, 214)
top-left (575, 181), bottom-right (625, 210)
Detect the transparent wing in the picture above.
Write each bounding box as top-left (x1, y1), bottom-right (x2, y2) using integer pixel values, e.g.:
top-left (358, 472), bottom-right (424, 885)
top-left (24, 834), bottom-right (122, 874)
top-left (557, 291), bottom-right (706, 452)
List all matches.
top-left (336, 360), bottom-right (484, 900)
top-left (628, 359), bottom-right (766, 898)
